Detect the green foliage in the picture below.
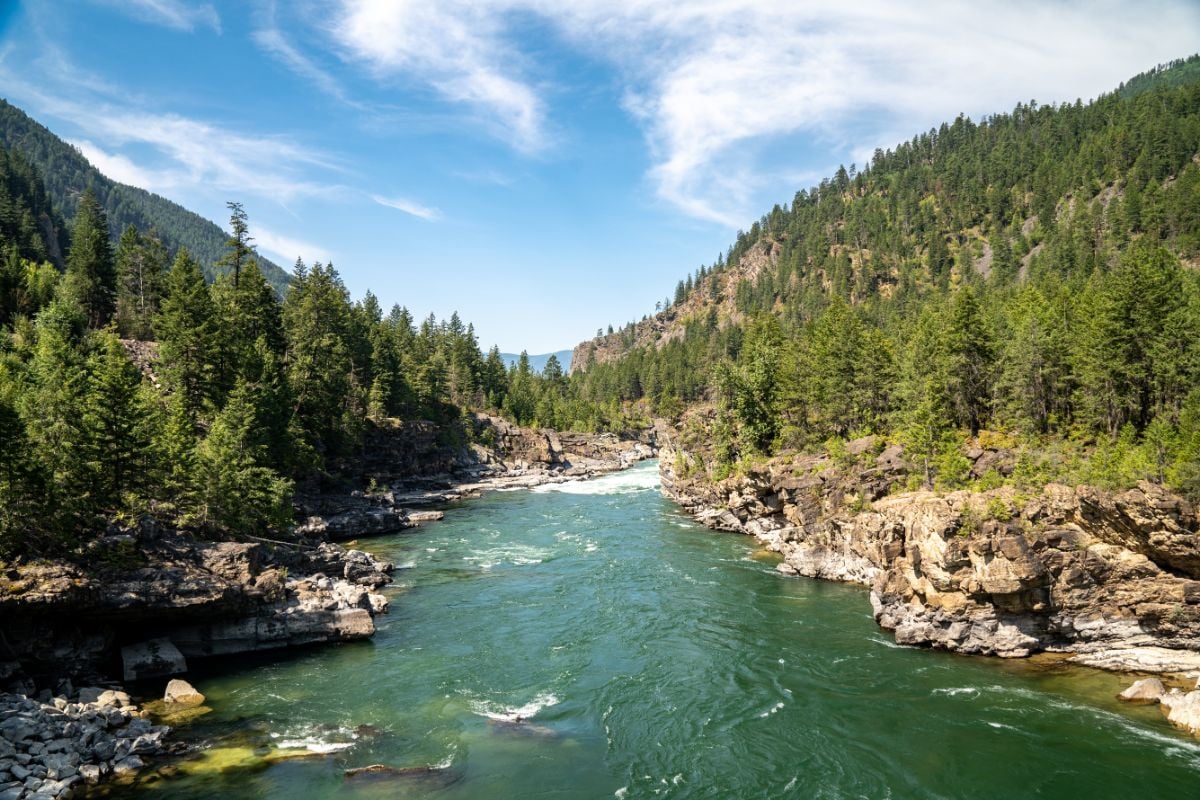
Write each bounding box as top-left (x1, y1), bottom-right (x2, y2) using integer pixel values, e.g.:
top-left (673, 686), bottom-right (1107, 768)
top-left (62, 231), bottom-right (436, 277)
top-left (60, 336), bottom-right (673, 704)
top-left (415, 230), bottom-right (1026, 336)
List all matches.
top-left (114, 225), bottom-right (167, 340)
top-left (985, 497), bottom-right (1012, 523)
top-left (65, 189), bottom-right (116, 329)
top-left (157, 249), bottom-right (218, 417)
top-left (192, 381), bottom-right (293, 533)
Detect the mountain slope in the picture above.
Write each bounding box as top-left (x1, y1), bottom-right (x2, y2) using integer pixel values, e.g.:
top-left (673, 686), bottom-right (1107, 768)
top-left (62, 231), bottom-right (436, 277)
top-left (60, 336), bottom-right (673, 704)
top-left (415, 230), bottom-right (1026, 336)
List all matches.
top-left (501, 349), bottom-right (572, 374)
top-left (573, 55), bottom-right (1200, 376)
top-left (0, 99), bottom-right (291, 291)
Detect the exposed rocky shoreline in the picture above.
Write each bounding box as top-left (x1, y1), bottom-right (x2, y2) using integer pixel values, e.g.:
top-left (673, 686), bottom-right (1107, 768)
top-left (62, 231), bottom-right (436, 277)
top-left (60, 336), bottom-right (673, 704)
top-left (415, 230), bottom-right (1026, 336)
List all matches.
top-left (658, 432), bottom-right (1200, 737)
top-left (0, 688), bottom-right (171, 799)
top-left (0, 417), bottom-right (655, 797)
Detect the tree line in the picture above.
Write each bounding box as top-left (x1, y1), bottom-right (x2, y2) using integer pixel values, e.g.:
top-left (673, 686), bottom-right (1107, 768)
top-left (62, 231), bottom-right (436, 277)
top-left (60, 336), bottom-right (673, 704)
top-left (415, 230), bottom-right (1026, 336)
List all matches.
top-left (0, 175), bottom-right (612, 556)
top-left (564, 59), bottom-right (1200, 497)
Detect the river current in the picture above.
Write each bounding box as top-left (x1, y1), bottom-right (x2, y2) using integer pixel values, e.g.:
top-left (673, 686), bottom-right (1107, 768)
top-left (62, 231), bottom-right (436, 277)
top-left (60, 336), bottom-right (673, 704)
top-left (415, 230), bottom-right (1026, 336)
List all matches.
top-left (124, 460), bottom-right (1200, 798)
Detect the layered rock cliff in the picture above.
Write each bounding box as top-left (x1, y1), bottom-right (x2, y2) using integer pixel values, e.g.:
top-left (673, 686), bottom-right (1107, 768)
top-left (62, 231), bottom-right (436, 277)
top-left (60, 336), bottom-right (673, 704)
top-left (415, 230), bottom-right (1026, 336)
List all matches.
top-left (0, 528), bottom-right (392, 692)
top-left (660, 435), bottom-right (1200, 677)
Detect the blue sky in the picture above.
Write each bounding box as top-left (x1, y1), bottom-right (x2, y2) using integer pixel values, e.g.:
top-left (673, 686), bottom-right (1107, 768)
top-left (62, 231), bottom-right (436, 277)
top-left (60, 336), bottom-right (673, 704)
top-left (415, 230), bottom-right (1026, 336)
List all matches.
top-left (0, 1), bottom-right (1197, 353)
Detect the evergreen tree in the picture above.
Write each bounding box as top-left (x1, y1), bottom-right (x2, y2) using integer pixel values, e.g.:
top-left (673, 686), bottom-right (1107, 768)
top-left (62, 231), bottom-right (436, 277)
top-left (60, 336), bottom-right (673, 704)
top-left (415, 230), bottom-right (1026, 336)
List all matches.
top-left (65, 188), bottom-right (116, 328)
top-left (193, 380), bottom-right (293, 532)
top-left (157, 249), bottom-right (218, 417)
top-left (81, 331), bottom-right (152, 511)
top-left (114, 225), bottom-right (167, 340)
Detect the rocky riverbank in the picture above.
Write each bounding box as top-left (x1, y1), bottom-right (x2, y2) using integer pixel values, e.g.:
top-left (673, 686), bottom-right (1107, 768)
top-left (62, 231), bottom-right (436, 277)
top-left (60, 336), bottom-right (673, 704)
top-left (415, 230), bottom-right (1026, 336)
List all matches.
top-left (659, 432), bottom-right (1200, 733)
top-left (295, 414), bottom-right (657, 540)
top-left (0, 688), bottom-right (173, 799)
top-left (0, 415), bottom-right (655, 795)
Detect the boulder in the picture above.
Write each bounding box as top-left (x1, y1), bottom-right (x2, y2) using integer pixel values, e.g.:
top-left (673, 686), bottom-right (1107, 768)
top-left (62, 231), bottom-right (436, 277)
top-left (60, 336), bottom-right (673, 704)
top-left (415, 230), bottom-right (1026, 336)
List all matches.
top-left (1118, 677), bottom-right (1165, 704)
top-left (97, 690), bottom-right (131, 709)
top-left (1161, 689), bottom-right (1200, 736)
top-left (121, 638), bottom-right (187, 682)
top-left (163, 679), bottom-right (204, 707)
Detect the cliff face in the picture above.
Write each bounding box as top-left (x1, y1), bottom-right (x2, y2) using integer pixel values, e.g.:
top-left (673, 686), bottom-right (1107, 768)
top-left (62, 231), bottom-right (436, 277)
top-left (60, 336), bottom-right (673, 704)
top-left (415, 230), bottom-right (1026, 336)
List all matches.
top-left (569, 240), bottom-right (781, 373)
top-left (0, 530), bottom-right (392, 691)
top-left (659, 435), bottom-right (1200, 676)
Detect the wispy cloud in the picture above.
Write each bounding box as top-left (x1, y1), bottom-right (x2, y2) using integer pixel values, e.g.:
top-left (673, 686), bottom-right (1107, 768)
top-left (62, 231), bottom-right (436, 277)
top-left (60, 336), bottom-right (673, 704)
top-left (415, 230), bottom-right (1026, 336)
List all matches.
top-left (253, 1), bottom-right (364, 109)
top-left (324, 0), bottom-right (1200, 227)
top-left (330, 0), bottom-right (549, 155)
top-left (0, 60), bottom-right (339, 204)
top-left (371, 194), bottom-right (442, 221)
top-left (70, 139), bottom-right (170, 190)
top-left (92, 0), bottom-right (221, 33)
top-left (253, 225), bottom-right (334, 267)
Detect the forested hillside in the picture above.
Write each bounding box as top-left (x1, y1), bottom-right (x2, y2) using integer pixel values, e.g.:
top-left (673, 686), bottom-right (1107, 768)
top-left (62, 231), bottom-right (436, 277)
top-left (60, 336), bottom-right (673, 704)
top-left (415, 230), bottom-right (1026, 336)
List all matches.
top-left (565, 57), bottom-right (1200, 498)
top-left (0, 145), bottom-right (598, 556)
top-left (0, 100), bottom-right (291, 291)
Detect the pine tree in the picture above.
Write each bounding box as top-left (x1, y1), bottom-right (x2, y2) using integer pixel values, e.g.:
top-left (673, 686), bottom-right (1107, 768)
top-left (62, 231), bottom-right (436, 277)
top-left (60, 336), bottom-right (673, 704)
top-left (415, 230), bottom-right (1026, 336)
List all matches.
top-left (282, 261), bottom-right (356, 458)
top-left (114, 225), bottom-right (167, 340)
top-left (65, 188), bottom-right (116, 329)
top-left (81, 331), bottom-right (152, 511)
top-left (194, 380), bottom-right (293, 533)
top-left (0, 375), bottom-right (45, 554)
top-left (157, 249), bottom-right (218, 418)
top-left (216, 201), bottom-right (253, 288)
top-left (944, 286), bottom-right (994, 436)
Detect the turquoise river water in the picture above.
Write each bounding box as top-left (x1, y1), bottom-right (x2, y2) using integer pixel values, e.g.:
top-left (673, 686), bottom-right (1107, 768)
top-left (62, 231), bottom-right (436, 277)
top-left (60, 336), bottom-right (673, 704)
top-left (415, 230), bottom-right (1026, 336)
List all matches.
top-left (120, 461), bottom-right (1200, 798)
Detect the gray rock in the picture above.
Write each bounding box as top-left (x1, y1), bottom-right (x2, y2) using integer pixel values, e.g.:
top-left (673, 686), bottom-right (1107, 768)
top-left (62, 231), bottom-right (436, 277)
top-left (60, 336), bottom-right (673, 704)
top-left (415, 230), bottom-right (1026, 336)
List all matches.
top-left (111, 755), bottom-right (143, 777)
top-left (78, 763), bottom-right (101, 785)
top-left (121, 638), bottom-right (187, 682)
top-left (0, 716), bottom-right (37, 743)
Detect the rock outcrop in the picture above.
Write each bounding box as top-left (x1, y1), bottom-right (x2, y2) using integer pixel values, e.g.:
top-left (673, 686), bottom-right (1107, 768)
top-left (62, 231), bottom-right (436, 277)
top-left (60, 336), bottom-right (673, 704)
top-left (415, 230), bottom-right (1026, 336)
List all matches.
top-left (0, 534), bottom-right (392, 692)
top-left (660, 436), bottom-right (1200, 677)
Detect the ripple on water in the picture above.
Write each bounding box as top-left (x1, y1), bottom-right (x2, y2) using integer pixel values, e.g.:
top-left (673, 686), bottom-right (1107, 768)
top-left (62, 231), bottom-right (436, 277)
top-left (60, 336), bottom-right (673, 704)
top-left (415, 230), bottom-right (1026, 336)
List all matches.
top-left (121, 461), bottom-right (1200, 800)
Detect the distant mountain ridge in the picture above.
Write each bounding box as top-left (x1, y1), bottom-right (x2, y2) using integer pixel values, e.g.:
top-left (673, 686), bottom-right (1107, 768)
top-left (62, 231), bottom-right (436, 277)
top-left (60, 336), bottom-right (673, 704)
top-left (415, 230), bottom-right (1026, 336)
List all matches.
top-left (500, 349), bottom-right (572, 374)
top-left (0, 99), bottom-right (291, 292)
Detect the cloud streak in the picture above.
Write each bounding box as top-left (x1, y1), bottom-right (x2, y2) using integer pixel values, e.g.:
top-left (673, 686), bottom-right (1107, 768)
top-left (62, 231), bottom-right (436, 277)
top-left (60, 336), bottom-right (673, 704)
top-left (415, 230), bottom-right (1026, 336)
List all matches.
top-left (324, 0), bottom-right (1200, 227)
top-left (331, 0), bottom-right (549, 155)
top-left (253, 225), bottom-right (334, 266)
top-left (371, 194), bottom-right (442, 221)
top-left (93, 0), bottom-right (221, 33)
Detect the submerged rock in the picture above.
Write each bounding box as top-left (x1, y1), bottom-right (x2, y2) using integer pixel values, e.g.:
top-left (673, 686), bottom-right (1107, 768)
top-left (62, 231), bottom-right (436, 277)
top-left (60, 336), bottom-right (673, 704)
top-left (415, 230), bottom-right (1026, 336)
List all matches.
top-left (344, 763), bottom-right (462, 788)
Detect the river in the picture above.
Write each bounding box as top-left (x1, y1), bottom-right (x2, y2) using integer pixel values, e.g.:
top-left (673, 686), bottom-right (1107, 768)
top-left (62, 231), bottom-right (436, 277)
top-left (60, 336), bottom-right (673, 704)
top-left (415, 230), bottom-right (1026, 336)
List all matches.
top-left (121, 461), bottom-right (1200, 798)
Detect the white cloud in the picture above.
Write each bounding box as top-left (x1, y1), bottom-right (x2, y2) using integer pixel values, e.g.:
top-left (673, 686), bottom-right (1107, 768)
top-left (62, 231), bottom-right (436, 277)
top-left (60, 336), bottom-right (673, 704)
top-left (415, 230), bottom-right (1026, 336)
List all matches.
top-left (3, 69), bottom-right (340, 204)
top-left (253, 225), bottom-right (334, 267)
top-left (94, 0), bottom-right (221, 33)
top-left (371, 194), bottom-right (442, 221)
top-left (324, 0), bottom-right (1200, 226)
top-left (71, 139), bottom-right (171, 191)
top-left (255, 27), bottom-right (350, 103)
top-left (330, 0), bottom-right (548, 154)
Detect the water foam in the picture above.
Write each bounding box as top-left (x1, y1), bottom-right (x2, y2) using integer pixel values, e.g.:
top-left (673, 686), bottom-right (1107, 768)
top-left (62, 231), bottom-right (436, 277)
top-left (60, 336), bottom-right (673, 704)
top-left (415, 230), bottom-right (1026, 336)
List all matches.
top-left (471, 691), bottom-right (561, 722)
top-left (532, 464), bottom-right (660, 495)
